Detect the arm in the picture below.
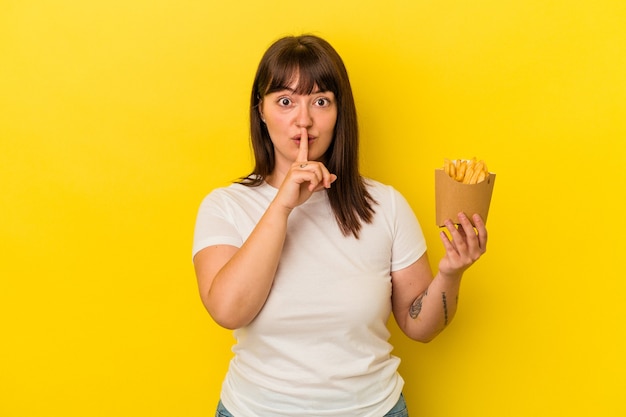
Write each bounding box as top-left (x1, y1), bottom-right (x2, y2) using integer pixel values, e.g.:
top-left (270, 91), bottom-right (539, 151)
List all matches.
top-left (194, 201), bottom-right (291, 329)
top-left (194, 128), bottom-right (336, 329)
top-left (391, 212), bottom-right (487, 342)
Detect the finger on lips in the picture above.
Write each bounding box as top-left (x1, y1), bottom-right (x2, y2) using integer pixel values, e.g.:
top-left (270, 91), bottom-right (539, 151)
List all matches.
top-left (296, 127), bottom-right (336, 189)
top-left (297, 127), bottom-right (308, 163)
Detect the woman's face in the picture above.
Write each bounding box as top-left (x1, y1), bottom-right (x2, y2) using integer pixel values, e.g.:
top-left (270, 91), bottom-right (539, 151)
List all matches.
top-left (260, 79), bottom-right (337, 174)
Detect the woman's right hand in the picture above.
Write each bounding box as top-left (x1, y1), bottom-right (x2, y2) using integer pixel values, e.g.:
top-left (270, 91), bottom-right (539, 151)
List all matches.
top-left (273, 127), bottom-right (337, 211)
top-left (195, 129), bottom-right (336, 329)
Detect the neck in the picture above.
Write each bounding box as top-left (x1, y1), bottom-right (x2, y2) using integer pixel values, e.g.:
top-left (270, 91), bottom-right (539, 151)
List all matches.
top-left (264, 169), bottom-right (287, 189)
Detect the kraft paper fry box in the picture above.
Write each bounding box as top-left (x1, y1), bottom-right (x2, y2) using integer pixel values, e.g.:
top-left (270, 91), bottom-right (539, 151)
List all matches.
top-left (435, 169), bottom-right (496, 226)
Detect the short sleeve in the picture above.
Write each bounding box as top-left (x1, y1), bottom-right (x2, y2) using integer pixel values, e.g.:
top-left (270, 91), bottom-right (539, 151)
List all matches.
top-left (389, 188), bottom-right (427, 272)
top-left (192, 191), bottom-right (244, 260)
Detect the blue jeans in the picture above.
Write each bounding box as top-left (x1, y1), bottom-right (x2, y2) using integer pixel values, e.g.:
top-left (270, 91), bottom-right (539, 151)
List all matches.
top-left (215, 393), bottom-right (409, 417)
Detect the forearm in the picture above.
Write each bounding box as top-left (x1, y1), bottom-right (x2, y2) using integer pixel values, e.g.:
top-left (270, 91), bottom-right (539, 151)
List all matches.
top-left (404, 271), bottom-right (463, 342)
top-left (207, 202), bottom-right (291, 329)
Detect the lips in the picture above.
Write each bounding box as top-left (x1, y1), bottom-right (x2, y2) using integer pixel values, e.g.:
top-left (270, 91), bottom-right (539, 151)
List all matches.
top-left (292, 134), bottom-right (316, 141)
top-left (292, 137), bottom-right (316, 145)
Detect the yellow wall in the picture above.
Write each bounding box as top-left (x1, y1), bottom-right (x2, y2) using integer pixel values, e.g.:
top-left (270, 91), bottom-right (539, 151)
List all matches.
top-left (1, 1), bottom-right (624, 415)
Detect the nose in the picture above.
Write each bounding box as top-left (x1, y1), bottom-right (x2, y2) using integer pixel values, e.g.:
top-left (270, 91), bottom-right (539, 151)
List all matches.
top-left (295, 105), bottom-right (313, 128)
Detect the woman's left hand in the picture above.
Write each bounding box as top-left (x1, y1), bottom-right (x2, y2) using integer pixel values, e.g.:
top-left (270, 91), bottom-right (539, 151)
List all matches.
top-left (438, 212), bottom-right (488, 279)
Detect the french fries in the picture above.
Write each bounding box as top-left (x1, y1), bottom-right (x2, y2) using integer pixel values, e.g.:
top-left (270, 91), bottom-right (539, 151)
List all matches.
top-left (443, 158), bottom-right (489, 184)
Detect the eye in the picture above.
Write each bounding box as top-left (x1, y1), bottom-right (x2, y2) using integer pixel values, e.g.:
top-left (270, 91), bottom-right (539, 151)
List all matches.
top-left (314, 97), bottom-right (331, 107)
top-left (277, 97), bottom-right (292, 106)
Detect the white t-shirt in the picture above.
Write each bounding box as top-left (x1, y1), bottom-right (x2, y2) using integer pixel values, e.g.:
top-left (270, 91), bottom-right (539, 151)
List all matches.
top-left (193, 179), bottom-right (427, 417)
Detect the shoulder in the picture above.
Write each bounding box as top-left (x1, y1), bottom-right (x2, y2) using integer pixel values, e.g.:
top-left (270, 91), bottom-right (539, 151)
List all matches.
top-left (200, 183), bottom-right (243, 206)
top-left (203, 181), bottom-right (270, 202)
top-left (363, 177), bottom-right (405, 204)
top-left (197, 183), bottom-right (248, 213)
top-left (198, 181), bottom-right (276, 214)
top-left (363, 178), bottom-right (418, 224)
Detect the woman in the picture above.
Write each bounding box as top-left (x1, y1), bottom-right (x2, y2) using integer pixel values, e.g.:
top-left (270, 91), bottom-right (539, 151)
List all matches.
top-left (193, 34), bottom-right (487, 417)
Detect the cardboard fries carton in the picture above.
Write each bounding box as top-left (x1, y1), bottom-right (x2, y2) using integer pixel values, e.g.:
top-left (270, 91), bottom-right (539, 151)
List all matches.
top-left (435, 168), bottom-right (496, 226)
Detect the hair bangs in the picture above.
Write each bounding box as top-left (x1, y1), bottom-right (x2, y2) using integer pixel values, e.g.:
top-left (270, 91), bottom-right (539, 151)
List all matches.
top-left (263, 47), bottom-right (338, 96)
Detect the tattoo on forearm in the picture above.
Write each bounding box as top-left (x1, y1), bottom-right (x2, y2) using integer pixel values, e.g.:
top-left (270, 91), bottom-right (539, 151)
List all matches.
top-left (442, 292), bottom-right (449, 326)
top-left (409, 290), bottom-right (427, 319)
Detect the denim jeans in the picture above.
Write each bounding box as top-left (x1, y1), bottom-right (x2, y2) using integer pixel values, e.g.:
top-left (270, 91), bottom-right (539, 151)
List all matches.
top-left (215, 393), bottom-right (409, 417)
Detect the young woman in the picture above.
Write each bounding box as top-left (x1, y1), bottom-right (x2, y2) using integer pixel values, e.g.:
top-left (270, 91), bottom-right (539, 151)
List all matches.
top-left (193, 34), bottom-right (488, 417)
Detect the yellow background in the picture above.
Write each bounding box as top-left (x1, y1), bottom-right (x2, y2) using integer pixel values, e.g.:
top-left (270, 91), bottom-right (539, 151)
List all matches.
top-left (1, 1), bottom-right (624, 415)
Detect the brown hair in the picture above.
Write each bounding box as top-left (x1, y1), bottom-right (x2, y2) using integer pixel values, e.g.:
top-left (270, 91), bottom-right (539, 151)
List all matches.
top-left (241, 34), bottom-right (375, 238)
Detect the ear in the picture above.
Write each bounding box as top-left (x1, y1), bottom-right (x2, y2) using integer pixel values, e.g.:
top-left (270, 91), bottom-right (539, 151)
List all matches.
top-left (258, 106), bottom-right (266, 123)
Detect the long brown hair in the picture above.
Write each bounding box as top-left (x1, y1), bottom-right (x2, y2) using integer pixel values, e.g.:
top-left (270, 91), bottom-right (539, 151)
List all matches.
top-left (241, 34), bottom-right (376, 238)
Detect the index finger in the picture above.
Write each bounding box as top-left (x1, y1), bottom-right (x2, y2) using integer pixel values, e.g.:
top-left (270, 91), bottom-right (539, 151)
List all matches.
top-left (297, 127), bottom-right (308, 162)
